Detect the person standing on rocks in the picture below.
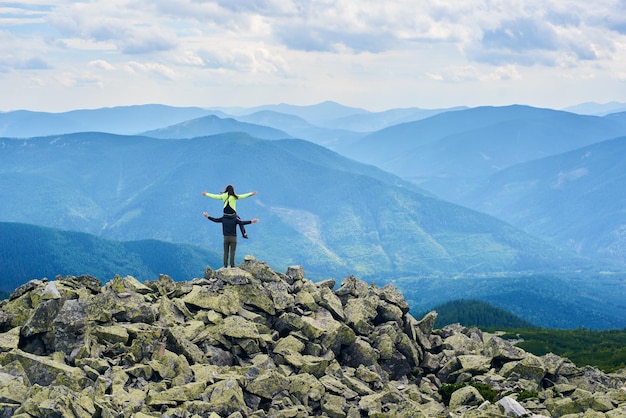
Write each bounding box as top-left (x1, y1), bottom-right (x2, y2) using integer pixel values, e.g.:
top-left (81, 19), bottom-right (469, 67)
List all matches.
top-left (202, 185), bottom-right (256, 238)
top-left (203, 212), bottom-right (259, 268)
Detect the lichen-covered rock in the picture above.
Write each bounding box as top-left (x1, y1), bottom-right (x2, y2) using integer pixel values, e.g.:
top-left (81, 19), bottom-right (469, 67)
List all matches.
top-left (343, 297), bottom-right (377, 335)
top-left (500, 353), bottom-right (546, 385)
top-left (146, 380), bottom-right (207, 406)
top-left (0, 259), bottom-right (624, 417)
top-left (449, 385), bottom-right (485, 409)
top-left (14, 384), bottom-right (97, 417)
top-left (245, 368), bottom-right (289, 399)
top-left (0, 327), bottom-right (19, 352)
top-left (181, 285), bottom-right (242, 315)
top-left (289, 372), bottom-right (325, 404)
top-left (1, 349), bottom-right (89, 390)
top-left (208, 378), bottom-right (246, 416)
top-left (0, 372), bottom-right (29, 404)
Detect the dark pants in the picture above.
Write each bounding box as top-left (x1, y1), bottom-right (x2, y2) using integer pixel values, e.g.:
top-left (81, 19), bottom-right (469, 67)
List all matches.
top-left (223, 235), bottom-right (237, 267)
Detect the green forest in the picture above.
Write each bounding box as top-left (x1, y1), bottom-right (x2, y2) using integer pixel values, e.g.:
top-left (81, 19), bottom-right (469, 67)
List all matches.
top-left (426, 299), bottom-right (537, 329)
top-left (0, 222), bottom-right (222, 292)
top-left (495, 328), bottom-right (626, 373)
top-left (429, 299), bottom-right (626, 373)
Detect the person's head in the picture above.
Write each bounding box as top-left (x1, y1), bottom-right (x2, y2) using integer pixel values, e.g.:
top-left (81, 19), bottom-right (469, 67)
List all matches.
top-left (223, 184), bottom-right (238, 198)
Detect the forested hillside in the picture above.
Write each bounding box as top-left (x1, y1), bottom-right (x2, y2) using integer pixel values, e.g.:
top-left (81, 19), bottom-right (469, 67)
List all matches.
top-left (498, 328), bottom-right (626, 373)
top-left (0, 132), bottom-right (582, 280)
top-left (431, 299), bottom-right (626, 373)
top-left (426, 299), bottom-right (537, 329)
top-left (0, 222), bottom-right (221, 292)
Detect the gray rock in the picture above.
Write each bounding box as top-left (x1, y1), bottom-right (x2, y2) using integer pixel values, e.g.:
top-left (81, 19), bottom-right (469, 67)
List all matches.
top-left (449, 385), bottom-right (485, 409)
top-left (497, 396), bottom-right (530, 416)
top-left (0, 258), bottom-right (624, 417)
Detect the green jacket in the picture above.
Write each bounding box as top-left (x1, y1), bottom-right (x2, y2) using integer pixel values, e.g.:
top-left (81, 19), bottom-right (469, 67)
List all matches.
top-left (204, 192), bottom-right (254, 213)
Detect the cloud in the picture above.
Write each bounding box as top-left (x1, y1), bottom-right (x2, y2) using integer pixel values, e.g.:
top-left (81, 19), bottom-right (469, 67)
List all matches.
top-left (482, 18), bottom-right (559, 53)
top-left (45, 2), bottom-right (178, 55)
top-left (125, 61), bottom-right (177, 80)
top-left (275, 26), bottom-right (395, 53)
top-left (55, 72), bottom-right (104, 88)
top-left (469, 2), bottom-right (625, 67)
top-left (0, 2), bottom-right (52, 25)
top-left (266, 2), bottom-right (467, 53)
top-left (427, 64), bottom-right (521, 83)
top-left (119, 32), bottom-right (178, 55)
top-left (1, 0), bottom-right (626, 111)
top-left (88, 60), bottom-right (115, 71)
top-left (14, 56), bottom-right (51, 70)
top-left (0, 55), bottom-right (50, 71)
top-left (186, 46), bottom-right (289, 76)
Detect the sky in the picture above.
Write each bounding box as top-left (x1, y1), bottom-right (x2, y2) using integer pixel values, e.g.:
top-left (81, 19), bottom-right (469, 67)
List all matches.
top-left (1, 0), bottom-right (626, 113)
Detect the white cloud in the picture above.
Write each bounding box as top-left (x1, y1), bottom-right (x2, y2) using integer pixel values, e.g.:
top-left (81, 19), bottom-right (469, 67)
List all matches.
top-left (125, 61), bottom-right (177, 80)
top-left (88, 60), bottom-right (116, 70)
top-left (45, 1), bottom-right (179, 54)
top-left (1, 0), bottom-right (626, 111)
top-left (427, 64), bottom-right (521, 83)
top-left (55, 71), bottom-right (104, 88)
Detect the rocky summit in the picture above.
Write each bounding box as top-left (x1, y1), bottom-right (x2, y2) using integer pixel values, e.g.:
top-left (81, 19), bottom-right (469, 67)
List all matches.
top-left (1, 256), bottom-right (625, 417)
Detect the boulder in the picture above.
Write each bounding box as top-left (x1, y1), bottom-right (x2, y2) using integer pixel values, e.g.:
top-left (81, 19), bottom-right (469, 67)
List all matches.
top-left (0, 258), bottom-right (624, 417)
top-left (208, 378), bottom-right (246, 416)
top-left (449, 385), bottom-right (485, 409)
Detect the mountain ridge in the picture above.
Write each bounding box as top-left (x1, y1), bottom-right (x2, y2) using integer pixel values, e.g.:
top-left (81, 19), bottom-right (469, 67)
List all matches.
top-left (140, 114), bottom-right (292, 140)
top-left (455, 136), bottom-right (626, 264)
top-left (0, 131), bottom-right (586, 281)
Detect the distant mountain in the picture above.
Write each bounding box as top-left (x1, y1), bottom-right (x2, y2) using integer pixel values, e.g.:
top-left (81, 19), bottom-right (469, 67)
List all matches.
top-left (0, 102), bottom-right (461, 149)
top-left (0, 104), bottom-right (215, 137)
top-left (338, 105), bottom-right (626, 196)
top-left (0, 222), bottom-right (221, 291)
top-left (220, 100), bottom-right (369, 125)
top-left (426, 299), bottom-right (537, 329)
top-left (604, 111), bottom-right (626, 125)
top-left (140, 115), bottom-right (292, 140)
top-left (321, 106), bottom-right (468, 132)
top-left (0, 131), bottom-right (586, 281)
top-left (233, 110), bottom-right (365, 148)
top-left (455, 136), bottom-right (626, 264)
top-left (228, 102), bottom-right (464, 135)
top-left (564, 101), bottom-right (626, 116)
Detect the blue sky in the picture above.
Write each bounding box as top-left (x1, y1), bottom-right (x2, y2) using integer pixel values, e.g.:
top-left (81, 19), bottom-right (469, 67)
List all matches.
top-left (1, 0), bottom-right (625, 112)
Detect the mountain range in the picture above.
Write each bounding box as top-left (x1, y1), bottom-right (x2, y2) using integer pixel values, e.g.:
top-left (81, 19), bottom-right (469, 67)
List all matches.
top-left (0, 101), bottom-right (456, 145)
top-left (336, 105), bottom-right (626, 184)
top-left (456, 136), bottom-right (626, 264)
top-left (2, 101), bottom-right (626, 329)
top-left (1, 131), bottom-right (581, 281)
top-left (327, 106), bottom-right (626, 265)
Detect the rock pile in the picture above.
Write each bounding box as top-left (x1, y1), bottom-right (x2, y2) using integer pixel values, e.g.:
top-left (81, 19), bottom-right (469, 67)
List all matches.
top-left (0, 255), bottom-right (625, 417)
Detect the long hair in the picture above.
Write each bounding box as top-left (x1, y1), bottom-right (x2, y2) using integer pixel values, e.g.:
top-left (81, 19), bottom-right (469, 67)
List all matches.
top-left (223, 184), bottom-right (238, 199)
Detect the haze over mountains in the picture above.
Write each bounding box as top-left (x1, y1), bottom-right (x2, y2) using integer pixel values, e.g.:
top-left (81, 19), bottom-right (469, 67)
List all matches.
top-left (330, 105), bottom-right (626, 265)
top-left (2, 100), bottom-right (626, 328)
top-left (457, 136), bottom-right (626, 264)
top-left (0, 131), bottom-right (574, 279)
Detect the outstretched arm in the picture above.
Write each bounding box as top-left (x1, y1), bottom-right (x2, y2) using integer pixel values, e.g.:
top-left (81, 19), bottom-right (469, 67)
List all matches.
top-left (238, 191), bottom-right (257, 200)
top-left (202, 192), bottom-right (225, 200)
top-left (238, 218), bottom-right (259, 225)
top-left (203, 212), bottom-right (221, 223)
